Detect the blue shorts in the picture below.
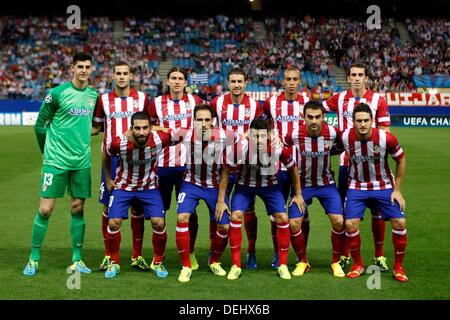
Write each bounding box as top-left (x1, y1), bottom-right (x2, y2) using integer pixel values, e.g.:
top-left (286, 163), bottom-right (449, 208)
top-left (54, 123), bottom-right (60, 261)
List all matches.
top-left (278, 170), bottom-right (292, 203)
top-left (288, 184), bottom-right (343, 219)
top-left (99, 155), bottom-right (119, 205)
top-left (177, 182), bottom-right (230, 225)
top-left (157, 166), bottom-right (185, 211)
top-left (231, 184), bottom-right (286, 215)
top-left (344, 189), bottom-right (406, 221)
top-left (226, 173), bottom-right (255, 208)
top-left (108, 189), bottom-right (165, 220)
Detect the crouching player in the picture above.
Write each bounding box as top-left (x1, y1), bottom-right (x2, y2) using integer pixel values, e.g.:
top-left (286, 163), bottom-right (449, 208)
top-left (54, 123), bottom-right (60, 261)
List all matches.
top-left (283, 100), bottom-right (346, 277)
top-left (342, 103), bottom-right (408, 282)
top-left (216, 118), bottom-right (306, 280)
top-left (104, 112), bottom-right (178, 279)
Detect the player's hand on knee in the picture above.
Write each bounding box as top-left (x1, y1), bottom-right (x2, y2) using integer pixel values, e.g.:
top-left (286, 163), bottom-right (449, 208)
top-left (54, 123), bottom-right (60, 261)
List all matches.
top-left (215, 202), bottom-right (229, 222)
top-left (289, 194), bottom-right (306, 213)
top-left (391, 190), bottom-right (405, 211)
top-left (106, 178), bottom-right (117, 193)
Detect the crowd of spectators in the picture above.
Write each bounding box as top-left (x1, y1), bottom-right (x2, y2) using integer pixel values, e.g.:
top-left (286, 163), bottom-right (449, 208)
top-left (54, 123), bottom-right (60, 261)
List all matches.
top-left (0, 15), bottom-right (448, 100)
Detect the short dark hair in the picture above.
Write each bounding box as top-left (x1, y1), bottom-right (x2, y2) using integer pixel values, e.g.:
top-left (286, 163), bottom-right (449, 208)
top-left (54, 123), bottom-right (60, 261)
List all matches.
top-left (194, 104), bottom-right (216, 119)
top-left (284, 67), bottom-right (300, 78)
top-left (227, 67), bottom-right (247, 81)
top-left (347, 62), bottom-right (369, 78)
top-left (303, 100), bottom-right (325, 116)
top-left (250, 117), bottom-right (271, 131)
top-left (73, 52), bottom-right (93, 65)
top-left (114, 61), bottom-right (132, 73)
top-left (131, 111), bottom-right (151, 127)
top-left (167, 66), bottom-right (187, 80)
top-left (352, 103), bottom-right (373, 120)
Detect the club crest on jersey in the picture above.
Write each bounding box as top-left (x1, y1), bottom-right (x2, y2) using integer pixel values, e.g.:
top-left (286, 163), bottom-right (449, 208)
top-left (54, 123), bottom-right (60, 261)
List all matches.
top-left (45, 94), bottom-right (52, 104)
top-left (323, 140), bottom-right (331, 151)
top-left (373, 144), bottom-right (381, 153)
top-left (185, 102), bottom-right (192, 111)
top-left (244, 108), bottom-right (251, 116)
top-left (89, 98), bottom-right (94, 106)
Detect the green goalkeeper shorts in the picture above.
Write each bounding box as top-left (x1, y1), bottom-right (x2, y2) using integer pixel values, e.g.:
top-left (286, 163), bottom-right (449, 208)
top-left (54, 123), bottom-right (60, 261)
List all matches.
top-left (39, 165), bottom-right (91, 199)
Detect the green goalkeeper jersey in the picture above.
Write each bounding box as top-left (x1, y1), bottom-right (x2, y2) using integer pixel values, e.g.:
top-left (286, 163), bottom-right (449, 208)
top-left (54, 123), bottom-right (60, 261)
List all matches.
top-left (35, 81), bottom-right (98, 170)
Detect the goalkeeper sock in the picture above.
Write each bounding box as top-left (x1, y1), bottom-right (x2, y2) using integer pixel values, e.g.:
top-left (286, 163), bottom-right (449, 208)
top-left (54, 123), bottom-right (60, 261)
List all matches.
top-left (30, 212), bottom-right (50, 262)
top-left (71, 214), bottom-right (85, 263)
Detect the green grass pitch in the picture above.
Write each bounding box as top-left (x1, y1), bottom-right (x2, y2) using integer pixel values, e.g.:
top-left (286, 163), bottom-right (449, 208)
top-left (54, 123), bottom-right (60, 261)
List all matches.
top-left (0, 126), bottom-right (449, 300)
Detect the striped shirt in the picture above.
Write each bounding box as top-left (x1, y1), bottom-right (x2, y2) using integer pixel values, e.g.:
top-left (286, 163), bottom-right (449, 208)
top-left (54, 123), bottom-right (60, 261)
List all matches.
top-left (264, 91), bottom-right (310, 171)
top-left (107, 131), bottom-right (173, 191)
top-left (323, 89), bottom-right (390, 166)
top-left (284, 124), bottom-right (340, 187)
top-left (148, 94), bottom-right (204, 167)
top-left (341, 128), bottom-right (404, 191)
top-left (93, 89), bottom-right (149, 151)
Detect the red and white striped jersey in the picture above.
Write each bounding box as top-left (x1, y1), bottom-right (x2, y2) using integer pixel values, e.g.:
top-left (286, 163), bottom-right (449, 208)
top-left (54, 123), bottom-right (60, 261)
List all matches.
top-left (323, 89), bottom-right (391, 166)
top-left (107, 131), bottom-right (173, 191)
top-left (180, 128), bottom-right (239, 188)
top-left (264, 91), bottom-right (310, 171)
top-left (284, 124), bottom-right (340, 188)
top-left (228, 137), bottom-right (295, 188)
top-left (93, 89), bottom-right (150, 151)
top-left (148, 94), bottom-right (204, 167)
top-left (264, 91), bottom-right (310, 135)
top-left (341, 128), bottom-right (405, 191)
top-left (211, 93), bottom-right (263, 135)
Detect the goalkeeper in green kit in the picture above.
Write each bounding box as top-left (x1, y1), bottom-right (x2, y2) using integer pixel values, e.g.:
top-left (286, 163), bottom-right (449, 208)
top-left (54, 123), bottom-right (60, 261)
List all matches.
top-left (23, 53), bottom-right (98, 276)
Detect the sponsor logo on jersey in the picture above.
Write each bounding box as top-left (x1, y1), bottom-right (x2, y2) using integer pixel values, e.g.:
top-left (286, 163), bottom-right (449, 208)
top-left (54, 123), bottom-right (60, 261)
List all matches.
top-left (343, 110), bottom-right (353, 118)
top-left (275, 115), bottom-right (303, 122)
top-left (68, 108), bottom-right (93, 116)
top-left (300, 150), bottom-right (327, 158)
top-left (222, 119), bottom-right (251, 126)
top-left (351, 154), bottom-right (382, 162)
top-left (163, 112), bottom-right (192, 122)
top-left (128, 158), bottom-right (153, 166)
top-left (111, 111), bottom-right (134, 118)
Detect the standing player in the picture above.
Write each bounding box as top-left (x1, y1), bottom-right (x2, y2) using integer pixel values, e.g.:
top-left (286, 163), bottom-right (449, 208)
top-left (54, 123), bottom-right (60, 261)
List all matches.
top-left (149, 67), bottom-right (204, 270)
top-left (23, 53), bottom-right (98, 276)
top-left (283, 101), bottom-right (346, 277)
top-left (216, 118), bottom-right (306, 280)
top-left (174, 104), bottom-right (235, 282)
top-left (264, 66), bottom-right (311, 269)
top-left (323, 63), bottom-right (391, 271)
top-left (211, 67), bottom-right (264, 270)
top-left (342, 103), bottom-right (408, 282)
top-left (104, 112), bottom-right (175, 278)
top-left (92, 61), bottom-right (151, 272)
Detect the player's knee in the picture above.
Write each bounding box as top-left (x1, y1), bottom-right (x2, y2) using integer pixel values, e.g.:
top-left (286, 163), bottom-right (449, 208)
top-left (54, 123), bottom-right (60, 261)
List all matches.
top-left (274, 214), bottom-right (289, 224)
top-left (39, 206), bottom-right (53, 217)
top-left (151, 219), bottom-right (165, 232)
top-left (345, 219), bottom-right (359, 233)
top-left (217, 224), bottom-right (229, 233)
top-left (108, 219), bottom-right (122, 231)
top-left (71, 200), bottom-right (85, 214)
top-left (391, 218), bottom-right (406, 230)
top-left (177, 213), bottom-right (190, 223)
top-left (289, 219), bottom-right (302, 233)
top-left (231, 211), bottom-right (243, 223)
top-left (330, 215), bottom-right (344, 231)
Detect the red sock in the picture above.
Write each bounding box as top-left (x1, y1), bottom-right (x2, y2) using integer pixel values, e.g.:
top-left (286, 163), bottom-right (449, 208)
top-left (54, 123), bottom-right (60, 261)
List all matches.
top-left (346, 230), bottom-right (363, 266)
top-left (176, 222), bottom-right (191, 268)
top-left (209, 220), bottom-right (217, 255)
top-left (211, 229), bottom-right (228, 263)
top-left (130, 209), bottom-right (144, 259)
top-left (342, 219), bottom-right (350, 257)
top-left (189, 213), bottom-right (199, 254)
top-left (277, 222), bottom-right (291, 266)
top-left (290, 228), bottom-right (307, 262)
top-left (244, 208), bottom-right (257, 253)
top-left (331, 228), bottom-right (346, 263)
top-left (152, 227), bottom-right (167, 265)
top-left (371, 213), bottom-right (386, 257)
top-left (102, 210), bottom-right (110, 256)
top-left (107, 227), bottom-right (121, 265)
top-left (270, 216), bottom-right (278, 253)
top-left (229, 221), bottom-right (242, 267)
top-left (302, 214), bottom-right (310, 248)
top-left (392, 228), bottom-right (407, 269)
